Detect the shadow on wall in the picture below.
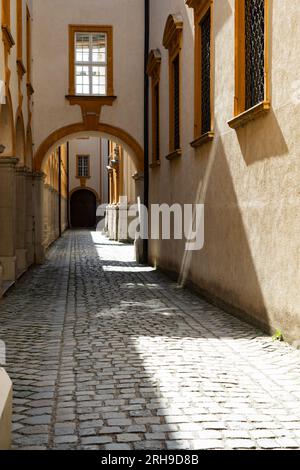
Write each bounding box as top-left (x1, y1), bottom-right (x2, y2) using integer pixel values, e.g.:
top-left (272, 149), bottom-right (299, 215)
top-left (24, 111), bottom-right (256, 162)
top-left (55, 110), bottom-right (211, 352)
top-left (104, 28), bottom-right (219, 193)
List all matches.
top-left (236, 110), bottom-right (289, 165)
top-left (176, 112), bottom-right (293, 338)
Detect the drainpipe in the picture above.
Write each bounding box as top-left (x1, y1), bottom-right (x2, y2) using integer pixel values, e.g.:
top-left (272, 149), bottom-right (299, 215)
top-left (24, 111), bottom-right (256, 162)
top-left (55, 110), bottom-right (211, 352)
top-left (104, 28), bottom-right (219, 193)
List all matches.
top-left (143, 0), bottom-right (150, 264)
top-left (58, 146), bottom-right (62, 237)
top-left (67, 142), bottom-right (70, 228)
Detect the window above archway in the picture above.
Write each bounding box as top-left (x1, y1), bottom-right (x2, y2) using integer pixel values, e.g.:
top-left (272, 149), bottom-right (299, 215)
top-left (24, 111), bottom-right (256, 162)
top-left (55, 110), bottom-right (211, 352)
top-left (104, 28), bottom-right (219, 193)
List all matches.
top-left (68, 25), bottom-right (113, 97)
top-left (66, 25), bottom-right (116, 126)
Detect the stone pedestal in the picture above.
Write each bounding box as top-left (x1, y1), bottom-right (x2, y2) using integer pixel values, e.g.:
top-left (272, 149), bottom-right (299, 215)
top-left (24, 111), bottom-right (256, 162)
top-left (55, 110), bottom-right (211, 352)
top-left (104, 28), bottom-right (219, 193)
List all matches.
top-left (33, 172), bottom-right (46, 264)
top-left (16, 167), bottom-right (28, 277)
top-left (106, 204), bottom-right (119, 241)
top-left (0, 157), bottom-right (18, 282)
top-left (133, 172), bottom-right (145, 263)
top-left (118, 202), bottom-right (136, 243)
top-left (26, 172), bottom-right (34, 267)
top-left (0, 368), bottom-right (12, 450)
top-left (133, 171), bottom-right (145, 204)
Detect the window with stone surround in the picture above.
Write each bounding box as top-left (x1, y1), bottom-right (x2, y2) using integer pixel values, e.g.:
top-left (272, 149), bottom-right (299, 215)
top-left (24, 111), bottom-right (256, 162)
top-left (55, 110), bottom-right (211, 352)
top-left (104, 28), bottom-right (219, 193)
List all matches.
top-left (69, 25), bottom-right (113, 97)
top-left (163, 14), bottom-right (183, 160)
top-left (230, 0), bottom-right (270, 126)
top-left (76, 155), bottom-right (90, 178)
top-left (187, 0), bottom-right (214, 147)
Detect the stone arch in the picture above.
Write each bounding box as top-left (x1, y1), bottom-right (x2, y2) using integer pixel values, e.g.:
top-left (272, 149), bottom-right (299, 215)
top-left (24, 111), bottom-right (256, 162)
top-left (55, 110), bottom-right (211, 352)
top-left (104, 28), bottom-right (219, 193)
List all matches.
top-left (34, 122), bottom-right (144, 172)
top-left (25, 125), bottom-right (33, 170)
top-left (0, 89), bottom-right (15, 157)
top-left (15, 111), bottom-right (26, 166)
top-left (70, 186), bottom-right (100, 204)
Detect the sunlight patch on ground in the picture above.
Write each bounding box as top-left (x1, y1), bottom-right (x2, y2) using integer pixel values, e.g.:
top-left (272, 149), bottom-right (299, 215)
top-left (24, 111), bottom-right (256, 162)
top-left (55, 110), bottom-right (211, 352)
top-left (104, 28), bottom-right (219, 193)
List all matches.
top-left (103, 266), bottom-right (156, 273)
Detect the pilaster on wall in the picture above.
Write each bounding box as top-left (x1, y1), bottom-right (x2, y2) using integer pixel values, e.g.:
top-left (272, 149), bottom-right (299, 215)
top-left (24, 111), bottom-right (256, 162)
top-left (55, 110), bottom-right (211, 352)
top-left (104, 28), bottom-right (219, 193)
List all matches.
top-left (32, 172), bottom-right (46, 264)
top-left (16, 167), bottom-right (28, 277)
top-left (25, 171), bottom-right (34, 267)
top-left (0, 157), bottom-right (19, 282)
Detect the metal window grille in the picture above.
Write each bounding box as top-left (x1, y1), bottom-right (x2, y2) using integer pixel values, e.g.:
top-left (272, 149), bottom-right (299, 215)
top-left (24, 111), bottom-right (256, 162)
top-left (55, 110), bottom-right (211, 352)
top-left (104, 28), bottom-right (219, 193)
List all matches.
top-left (245, 0), bottom-right (265, 110)
top-left (154, 83), bottom-right (160, 160)
top-left (173, 55), bottom-right (180, 150)
top-left (75, 32), bottom-right (107, 96)
top-left (200, 8), bottom-right (211, 135)
top-left (77, 155), bottom-right (89, 178)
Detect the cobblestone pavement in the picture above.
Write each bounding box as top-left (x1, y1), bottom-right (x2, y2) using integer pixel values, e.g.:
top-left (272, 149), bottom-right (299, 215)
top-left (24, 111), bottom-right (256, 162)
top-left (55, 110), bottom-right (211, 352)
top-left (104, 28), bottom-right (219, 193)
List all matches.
top-left (0, 230), bottom-right (300, 450)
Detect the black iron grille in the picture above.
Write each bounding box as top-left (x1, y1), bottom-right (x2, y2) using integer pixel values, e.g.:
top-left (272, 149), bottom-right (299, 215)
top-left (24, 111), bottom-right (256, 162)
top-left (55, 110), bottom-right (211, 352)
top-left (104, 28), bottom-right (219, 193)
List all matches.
top-left (201, 8), bottom-right (211, 135)
top-left (245, 0), bottom-right (265, 110)
top-left (173, 55), bottom-right (180, 150)
top-left (154, 83), bottom-right (160, 160)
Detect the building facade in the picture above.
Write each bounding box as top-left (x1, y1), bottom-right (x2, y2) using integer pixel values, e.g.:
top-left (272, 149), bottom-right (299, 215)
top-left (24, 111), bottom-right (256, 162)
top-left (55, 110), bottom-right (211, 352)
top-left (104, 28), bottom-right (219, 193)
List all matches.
top-left (147, 0), bottom-right (300, 342)
top-left (0, 0), bottom-right (299, 340)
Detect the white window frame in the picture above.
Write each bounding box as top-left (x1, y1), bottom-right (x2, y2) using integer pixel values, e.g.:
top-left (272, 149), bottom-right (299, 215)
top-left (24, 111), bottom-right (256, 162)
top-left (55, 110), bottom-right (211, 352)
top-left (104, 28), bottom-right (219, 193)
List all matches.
top-left (75, 32), bottom-right (108, 96)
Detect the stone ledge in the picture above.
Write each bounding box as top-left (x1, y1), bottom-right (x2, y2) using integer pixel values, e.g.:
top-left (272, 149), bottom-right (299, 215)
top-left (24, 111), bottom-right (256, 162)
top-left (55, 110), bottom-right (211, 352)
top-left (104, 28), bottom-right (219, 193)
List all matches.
top-left (165, 149), bottom-right (182, 161)
top-left (190, 131), bottom-right (214, 149)
top-left (149, 160), bottom-right (161, 169)
top-left (228, 101), bottom-right (271, 130)
top-left (0, 368), bottom-right (12, 450)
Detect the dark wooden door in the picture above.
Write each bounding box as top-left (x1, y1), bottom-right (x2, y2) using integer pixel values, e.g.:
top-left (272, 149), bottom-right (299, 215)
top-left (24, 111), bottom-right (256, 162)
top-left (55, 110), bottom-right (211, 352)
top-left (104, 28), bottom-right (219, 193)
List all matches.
top-left (70, 190), bottom-right (96, 228)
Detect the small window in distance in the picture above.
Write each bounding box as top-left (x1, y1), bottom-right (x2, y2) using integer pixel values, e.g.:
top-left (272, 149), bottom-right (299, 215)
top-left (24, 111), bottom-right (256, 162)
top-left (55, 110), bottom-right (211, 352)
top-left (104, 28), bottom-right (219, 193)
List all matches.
top-left (77, 155), bottom-right (90, 178)
top-left (147, 49), bottom-right (161, 166)
top-left (200, 8), bottom-right (211, 135)
top-left (173, 54), bottom-right (180, 150)
top-left (163, 14), bottom-right (183, 158)
top-left (187, 0), bottom-right (214, 144)
top-left (154, 82), bottom-right (160, 161)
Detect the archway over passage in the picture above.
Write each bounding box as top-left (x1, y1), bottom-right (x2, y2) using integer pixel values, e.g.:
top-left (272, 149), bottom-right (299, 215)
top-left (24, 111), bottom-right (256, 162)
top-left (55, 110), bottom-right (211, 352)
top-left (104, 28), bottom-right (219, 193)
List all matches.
top-left (0, 91), bottom-right (15, 157)
top-left (70, 189), bottom-right (97, 228)
top-left (34, 122), bottom-right (144, 173)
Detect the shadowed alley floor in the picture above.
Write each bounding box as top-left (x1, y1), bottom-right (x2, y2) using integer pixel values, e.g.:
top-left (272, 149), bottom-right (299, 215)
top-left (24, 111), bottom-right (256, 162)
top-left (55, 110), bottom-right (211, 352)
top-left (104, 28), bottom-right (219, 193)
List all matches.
top-left (0, 230), bottom-right (300, 450)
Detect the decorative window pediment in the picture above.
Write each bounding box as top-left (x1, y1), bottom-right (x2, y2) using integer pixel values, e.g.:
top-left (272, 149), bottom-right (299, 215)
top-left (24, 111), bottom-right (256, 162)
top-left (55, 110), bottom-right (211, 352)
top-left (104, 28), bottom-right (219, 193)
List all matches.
top-left (146, 49), bottom-right (161, 82)
top-left (186, 0), bottom-right (209, 15)
top-left (163, 14), bottom-right (183, 55)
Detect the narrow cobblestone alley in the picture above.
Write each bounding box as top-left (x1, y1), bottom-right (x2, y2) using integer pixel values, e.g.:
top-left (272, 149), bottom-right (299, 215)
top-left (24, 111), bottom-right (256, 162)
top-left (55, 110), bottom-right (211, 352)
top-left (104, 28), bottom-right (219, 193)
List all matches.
top-left (0, 230), bottom-right (300, 450)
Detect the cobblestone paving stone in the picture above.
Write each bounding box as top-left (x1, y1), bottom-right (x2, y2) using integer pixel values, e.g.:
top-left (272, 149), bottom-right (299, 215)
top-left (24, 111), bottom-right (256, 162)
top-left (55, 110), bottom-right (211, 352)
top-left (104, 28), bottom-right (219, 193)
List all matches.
top-left (0, 230), bottom-right (300, 450)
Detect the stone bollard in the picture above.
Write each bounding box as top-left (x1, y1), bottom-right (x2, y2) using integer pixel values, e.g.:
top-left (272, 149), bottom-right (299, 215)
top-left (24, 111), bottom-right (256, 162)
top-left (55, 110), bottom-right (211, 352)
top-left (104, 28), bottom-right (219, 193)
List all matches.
top-left (0, 368), bottom-right (12, 450)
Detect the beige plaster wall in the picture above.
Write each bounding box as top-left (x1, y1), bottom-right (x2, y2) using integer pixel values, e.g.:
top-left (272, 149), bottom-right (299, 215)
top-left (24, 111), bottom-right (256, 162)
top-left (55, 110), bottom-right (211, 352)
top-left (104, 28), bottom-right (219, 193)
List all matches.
top-left (0, 0), bottom-right (33, 141)
top-left (31, 0), bottom-right (144, 158)
top-left (148, 0), bottom-right (300, 342)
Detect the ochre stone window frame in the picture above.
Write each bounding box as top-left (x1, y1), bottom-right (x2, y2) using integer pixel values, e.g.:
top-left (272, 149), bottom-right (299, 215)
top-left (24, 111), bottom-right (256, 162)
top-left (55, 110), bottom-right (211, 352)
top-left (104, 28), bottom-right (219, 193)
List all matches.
top-left (1, 0), bottom-right (15, 50)
top-left (228, 0), bottom-right (270, 129)
top-left (147, 49), bottom-right (161, 169)
top-left (16, 0), bottom-right (26, 78)
top-left (163, 14), bottom-right (183, 161)
top-left (68, 25), bottom-right (114, 97)
top-left (187, 0), bottom-right (214, 149)
top-left (26, 5), bottom-right (34, 96)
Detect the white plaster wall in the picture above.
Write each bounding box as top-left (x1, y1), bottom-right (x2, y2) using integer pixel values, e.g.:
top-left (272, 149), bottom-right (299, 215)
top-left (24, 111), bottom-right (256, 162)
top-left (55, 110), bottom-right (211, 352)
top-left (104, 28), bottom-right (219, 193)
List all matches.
top-left (31, 0), bottom-right (144, 156)
top-left (148, 0), bottom-right (300, 341)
